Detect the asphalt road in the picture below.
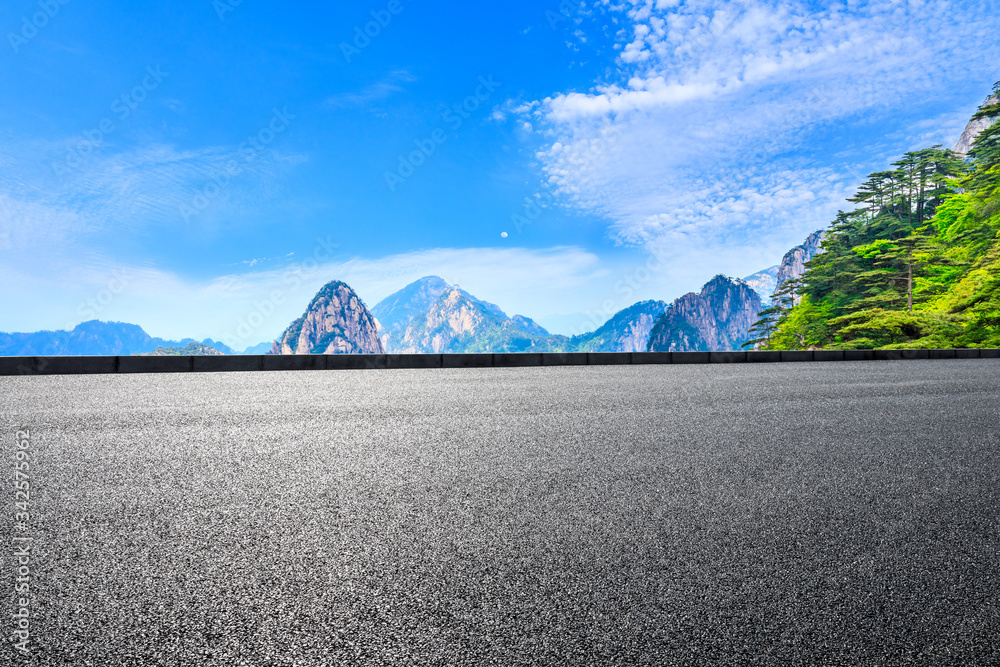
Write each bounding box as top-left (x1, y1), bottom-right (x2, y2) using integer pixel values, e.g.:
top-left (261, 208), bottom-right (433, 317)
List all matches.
top-left (2, 360), bottom-right (999, 666)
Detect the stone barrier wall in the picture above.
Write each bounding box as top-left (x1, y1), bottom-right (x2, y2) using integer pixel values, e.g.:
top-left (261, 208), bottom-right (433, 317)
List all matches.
top-left (0, 349), bottom-right (998, 375)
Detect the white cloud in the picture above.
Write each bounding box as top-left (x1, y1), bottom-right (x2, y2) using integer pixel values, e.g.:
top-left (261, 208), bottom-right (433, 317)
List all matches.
top-left (489, 99), bottom-right (540, 124)
top-left (529, 0), bottom-right (1000, 272)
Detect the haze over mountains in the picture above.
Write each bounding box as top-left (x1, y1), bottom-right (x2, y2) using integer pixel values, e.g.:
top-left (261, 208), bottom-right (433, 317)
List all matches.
top-left (0, 320), bottom-right (247, 357)
top-left (742, 266), bottom-right (780, 301)
top-left (647, 276), bottom-right (763, 352)
top-left (0, 232), bottom-right (821, 356)
top-left (369, 276), bottom-right (673, 354)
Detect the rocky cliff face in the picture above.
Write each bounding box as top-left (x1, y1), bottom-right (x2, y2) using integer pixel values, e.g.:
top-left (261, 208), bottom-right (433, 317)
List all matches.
top-left (373, 276), bottom-right (675, 353)
top-left (571, 300), bottom-right (668, 352)
top-left (271, 280), bottom-right (384, 355)
top-left (372, 277), bottom-right (556, 353)
top-left (953, 95), bottom-right (999, 156)
top-left (646, 275), bottom-right (763, 352)
top-left (370, 276), bottom-right (451, 352)
top-left (406, 288), bottom-right (493, 353)
top-left (773, 230), bottom-right (825, 304)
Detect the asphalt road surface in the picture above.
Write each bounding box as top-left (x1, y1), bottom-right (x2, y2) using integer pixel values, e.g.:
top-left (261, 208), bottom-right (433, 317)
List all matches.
top-left (2, 360), bottom-right (999, 666)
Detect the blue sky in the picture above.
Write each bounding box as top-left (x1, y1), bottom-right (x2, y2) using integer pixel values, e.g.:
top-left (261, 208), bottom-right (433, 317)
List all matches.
top-left (1, 0), bottom-right (998, 347)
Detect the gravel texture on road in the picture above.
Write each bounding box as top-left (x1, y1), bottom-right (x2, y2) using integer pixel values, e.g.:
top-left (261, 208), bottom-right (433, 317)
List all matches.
top-left (2, 360), bottom-right (999, 666)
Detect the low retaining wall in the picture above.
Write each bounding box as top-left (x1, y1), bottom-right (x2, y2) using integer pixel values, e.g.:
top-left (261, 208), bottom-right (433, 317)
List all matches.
top-left (1, 349), bottom-right (998, 376)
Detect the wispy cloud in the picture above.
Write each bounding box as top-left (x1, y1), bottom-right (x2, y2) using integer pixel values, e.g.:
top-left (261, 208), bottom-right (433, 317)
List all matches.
top-left (0, 136), bottom-right (305, 251)
top-left (528, 0), bottom-right (1000, 267)
top-left (324, 70), bottom-right (416, 108)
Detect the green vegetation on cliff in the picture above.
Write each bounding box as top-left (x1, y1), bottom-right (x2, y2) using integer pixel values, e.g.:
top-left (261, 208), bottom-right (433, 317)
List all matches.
top-left (764, 84), bottom-right (1000, 350)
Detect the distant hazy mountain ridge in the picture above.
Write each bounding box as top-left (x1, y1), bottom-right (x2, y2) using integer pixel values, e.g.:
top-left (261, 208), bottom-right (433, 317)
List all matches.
top-left (742, 266), bottom-right (780, 301)
top-left (0, 320), bottom-right (237, 356)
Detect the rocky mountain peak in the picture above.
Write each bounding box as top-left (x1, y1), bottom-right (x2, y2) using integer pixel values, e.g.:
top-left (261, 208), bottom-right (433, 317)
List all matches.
top-left (372, 277), bottom-right (543, 353)
top-left (953, 95), bottom-right (999, 157)
top-left (773, 230), bottom-right (825, 304)
top-left (271, 280), bottom-right (383, 355)
top-left (647, 275), bottom-right (762, 352)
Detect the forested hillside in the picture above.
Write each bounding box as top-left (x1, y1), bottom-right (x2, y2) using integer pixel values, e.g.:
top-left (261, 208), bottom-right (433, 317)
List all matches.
top-left (757, 84), bottom-right (1000, 351)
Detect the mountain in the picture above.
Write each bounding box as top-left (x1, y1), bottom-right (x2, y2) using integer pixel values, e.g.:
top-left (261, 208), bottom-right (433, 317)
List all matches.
top-left (370, 276), bottom-right (452, 351)
top-left (202, 338), bottom-right (235, 355)
top-left (953, 94), bottom-right (998, 156)
top-left (647, 275), bottom-right (763, 352)
top-left (271, 280), bottom-right (384, 354)
top-left (773, 229), bottom-right (825, 304)
top-left (510, 315), bottom-right (549, 338)
top-left (373, 276), bottom-right (675, 353)
top-left (0, 321), bottom-right (280, 357)
top-left (383, 283), bottom-right (559, 353)
top-left (371, 277), bottom-right (559, 353)
top-left (0, 228), bottom-right (861, 359)
top-left (743, 266), bottom-right (780, 301)
top-left (0, 320), bottom-right (200, 356)
top-left (571, 300), bottom-right (668, 352)
top-left (240, 342), bottom-right (273, 355)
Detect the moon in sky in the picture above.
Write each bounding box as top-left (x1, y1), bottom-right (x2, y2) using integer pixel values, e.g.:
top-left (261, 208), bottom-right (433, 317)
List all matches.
top-left (500, 232), bottom-right (508, 238)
